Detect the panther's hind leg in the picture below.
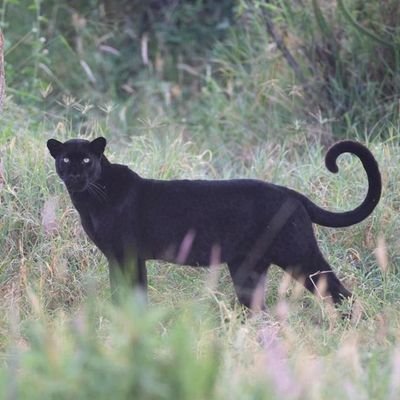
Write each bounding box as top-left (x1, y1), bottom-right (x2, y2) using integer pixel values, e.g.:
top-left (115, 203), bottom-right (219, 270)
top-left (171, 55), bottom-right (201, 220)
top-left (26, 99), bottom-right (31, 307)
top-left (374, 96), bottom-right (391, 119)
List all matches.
top-left (227, 259), bottom-right (270, 311)
top-left (285, 250), bottom-right (352, 306)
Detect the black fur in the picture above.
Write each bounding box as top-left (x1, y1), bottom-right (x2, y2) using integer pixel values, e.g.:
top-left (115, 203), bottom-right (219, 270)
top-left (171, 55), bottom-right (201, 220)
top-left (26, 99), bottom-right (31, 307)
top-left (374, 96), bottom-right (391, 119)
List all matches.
top-left (47, 138), bottom-right (381, 309)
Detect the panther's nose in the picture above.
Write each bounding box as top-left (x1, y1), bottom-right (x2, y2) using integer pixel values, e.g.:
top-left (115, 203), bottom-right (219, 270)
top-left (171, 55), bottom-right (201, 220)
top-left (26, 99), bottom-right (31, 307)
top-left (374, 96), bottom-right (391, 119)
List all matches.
top-left (70, 173), bottom-right (81, 181)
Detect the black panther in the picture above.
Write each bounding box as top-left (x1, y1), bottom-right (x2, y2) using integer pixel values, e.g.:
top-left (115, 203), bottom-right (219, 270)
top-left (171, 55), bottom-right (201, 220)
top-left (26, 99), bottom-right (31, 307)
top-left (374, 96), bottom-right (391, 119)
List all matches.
top-left (47, 137), bottom-right (381, 310)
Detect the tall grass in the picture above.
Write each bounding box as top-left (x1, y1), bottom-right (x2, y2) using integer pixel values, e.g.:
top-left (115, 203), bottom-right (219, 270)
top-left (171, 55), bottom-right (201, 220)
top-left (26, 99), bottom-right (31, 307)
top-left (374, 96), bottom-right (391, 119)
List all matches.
top-left (1, 99), bottom-right (400, 398)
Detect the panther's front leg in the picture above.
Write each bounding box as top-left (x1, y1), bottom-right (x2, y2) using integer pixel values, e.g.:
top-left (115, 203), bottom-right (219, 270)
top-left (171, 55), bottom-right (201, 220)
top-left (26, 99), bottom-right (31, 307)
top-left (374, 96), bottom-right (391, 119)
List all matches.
top-left (107, 243), bottom-right (148, 303)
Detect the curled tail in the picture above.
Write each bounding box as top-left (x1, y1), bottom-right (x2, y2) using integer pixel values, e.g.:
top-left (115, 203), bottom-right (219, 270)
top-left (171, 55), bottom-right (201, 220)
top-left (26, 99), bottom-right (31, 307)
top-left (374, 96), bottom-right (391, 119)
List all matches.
top-left (299, 140), bottom-right (382, 228)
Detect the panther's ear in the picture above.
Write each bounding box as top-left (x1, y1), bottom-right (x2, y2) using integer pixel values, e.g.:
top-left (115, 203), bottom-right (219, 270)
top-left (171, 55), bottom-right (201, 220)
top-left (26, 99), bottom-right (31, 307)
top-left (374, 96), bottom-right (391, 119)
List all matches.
top-left (47, 139), bottom-right (64, 158)
top-left (90, 137), bottom-right (107, 155)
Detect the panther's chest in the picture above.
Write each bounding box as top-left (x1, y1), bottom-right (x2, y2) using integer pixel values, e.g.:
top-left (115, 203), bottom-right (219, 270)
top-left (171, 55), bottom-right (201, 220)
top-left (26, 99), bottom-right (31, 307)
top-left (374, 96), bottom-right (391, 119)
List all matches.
top-left (79, 208), bottom-right (116, 246)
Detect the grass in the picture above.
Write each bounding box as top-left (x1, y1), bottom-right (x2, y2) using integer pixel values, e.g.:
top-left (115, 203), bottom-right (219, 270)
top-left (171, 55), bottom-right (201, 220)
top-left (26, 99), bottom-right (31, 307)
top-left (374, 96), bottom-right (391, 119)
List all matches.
top-left (1, 1), bottom-right (400, 397)
top-left (0, 99), bottom-right (400, 399)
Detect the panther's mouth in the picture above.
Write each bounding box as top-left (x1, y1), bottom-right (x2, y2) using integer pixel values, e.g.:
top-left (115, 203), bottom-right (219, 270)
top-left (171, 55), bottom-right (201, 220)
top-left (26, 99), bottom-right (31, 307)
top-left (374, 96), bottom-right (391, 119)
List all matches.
top-left (65, 178), bottom-right (88, 193)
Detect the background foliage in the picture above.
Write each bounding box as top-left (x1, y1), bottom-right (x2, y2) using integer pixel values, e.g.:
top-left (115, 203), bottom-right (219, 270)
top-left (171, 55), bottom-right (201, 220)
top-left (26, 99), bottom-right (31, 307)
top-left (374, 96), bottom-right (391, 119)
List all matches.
top-left (2, 0), bottom-right (400, 140)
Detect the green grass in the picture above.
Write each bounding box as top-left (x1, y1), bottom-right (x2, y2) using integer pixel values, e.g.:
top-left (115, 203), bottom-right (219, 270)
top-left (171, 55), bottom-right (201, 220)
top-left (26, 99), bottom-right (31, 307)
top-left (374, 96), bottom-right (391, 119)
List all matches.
top-left (1, 100), bottom-right (400, 399)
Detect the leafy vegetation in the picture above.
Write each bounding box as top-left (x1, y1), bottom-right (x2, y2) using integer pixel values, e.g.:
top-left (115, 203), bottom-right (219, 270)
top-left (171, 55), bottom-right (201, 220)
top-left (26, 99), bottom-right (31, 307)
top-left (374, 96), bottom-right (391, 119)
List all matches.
top-left (1, 1), bottom-right (400, 399)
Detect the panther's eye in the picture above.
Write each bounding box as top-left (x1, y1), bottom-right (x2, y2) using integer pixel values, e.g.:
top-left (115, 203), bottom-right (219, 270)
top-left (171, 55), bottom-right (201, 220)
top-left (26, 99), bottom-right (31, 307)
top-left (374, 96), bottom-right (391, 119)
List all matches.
top-left (63, 157), bottom-right (70, 163)
top-left (82, 157), bottom-right (91, 164)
